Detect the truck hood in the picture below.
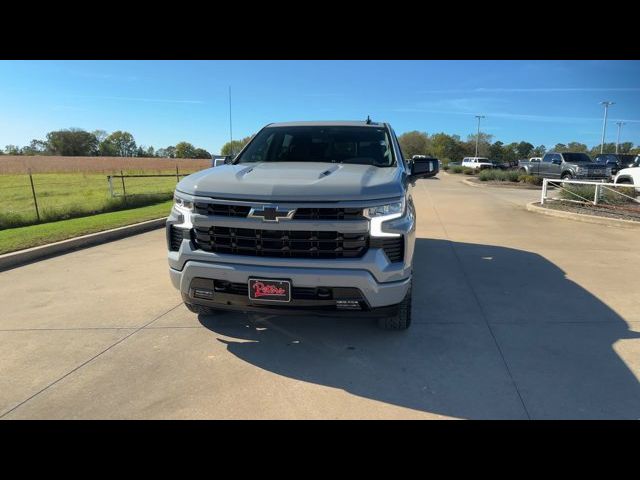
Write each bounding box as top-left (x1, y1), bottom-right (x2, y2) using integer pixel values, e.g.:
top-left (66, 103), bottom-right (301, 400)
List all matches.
top-left (176, 162), bottom-right (405, 202)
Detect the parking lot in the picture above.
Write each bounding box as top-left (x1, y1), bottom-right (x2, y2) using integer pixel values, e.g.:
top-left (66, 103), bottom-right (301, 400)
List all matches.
top-left (1, 172), bottom-right (639, 419)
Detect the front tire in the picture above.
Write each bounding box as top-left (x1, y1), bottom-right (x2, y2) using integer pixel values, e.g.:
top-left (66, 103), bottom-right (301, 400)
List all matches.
top-left (561, 172), bottom-right (573, 180)
top-left (378, 282), bottom-right (412, 330)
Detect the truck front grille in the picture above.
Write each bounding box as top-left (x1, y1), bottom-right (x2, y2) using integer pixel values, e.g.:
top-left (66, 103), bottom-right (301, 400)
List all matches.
top-left (193, 203), bottom-right (363, 220)
top-left (193, 226), bottom-right (368, 259)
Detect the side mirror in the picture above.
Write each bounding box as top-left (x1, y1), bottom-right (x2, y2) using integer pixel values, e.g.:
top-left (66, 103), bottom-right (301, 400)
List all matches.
top-left (410, 157), bottom-right (439, 180)
top-left (224, 154), bottom-right (236, 164)
top-left (552, 159), bottom-right (562, 165)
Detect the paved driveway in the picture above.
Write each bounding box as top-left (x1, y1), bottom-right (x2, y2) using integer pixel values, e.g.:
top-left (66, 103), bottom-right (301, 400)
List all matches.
top-left (1, 173), bottom-right (639, 419)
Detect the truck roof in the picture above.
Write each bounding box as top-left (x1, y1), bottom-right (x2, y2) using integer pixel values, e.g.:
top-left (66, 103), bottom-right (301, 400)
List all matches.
top-left (265, 121), bottom-right (387, 128)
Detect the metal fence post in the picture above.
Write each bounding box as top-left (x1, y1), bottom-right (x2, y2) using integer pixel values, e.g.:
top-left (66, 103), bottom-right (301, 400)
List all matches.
top-left (120, 170), bottom-right (127, 204)
top-left (28, 169), bottom-right (41, 222)
top-left (594, 184), bottom-right (600, 205)
top-left (541, 178), bottom-right (547, 205)
top-left (176, 165), bottom-right (179, 182)
top-left (108, 175), bottom-right (114, 198)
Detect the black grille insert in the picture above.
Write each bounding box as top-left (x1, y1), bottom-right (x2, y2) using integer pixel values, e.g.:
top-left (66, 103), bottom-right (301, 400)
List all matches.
top-left (293, 208), bottom-right (364, 220)
top-left (194, 203), bottom-right (251, 217)
top-left (371, 236), bottom-right (404, 263)
top-left (169, 226), bottom-right (185, 251)
top-left (193, 226), bottom-right (368, 259)
top-left (193, 203), bottom-right (363, 221)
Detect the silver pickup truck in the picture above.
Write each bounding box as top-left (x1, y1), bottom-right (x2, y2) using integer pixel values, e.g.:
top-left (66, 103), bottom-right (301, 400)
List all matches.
top-left (166, 120), bottom-right (438, 330)
top-left (518, 152), bottom-right (611, 180)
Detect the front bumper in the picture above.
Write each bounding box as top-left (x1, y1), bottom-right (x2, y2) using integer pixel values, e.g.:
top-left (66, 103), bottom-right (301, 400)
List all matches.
top-left (169, 260), bottom-right (411, 310)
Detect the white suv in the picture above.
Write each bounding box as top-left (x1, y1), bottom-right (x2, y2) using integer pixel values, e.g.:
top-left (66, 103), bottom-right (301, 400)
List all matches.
top-left (462, 157), bottom-right (493, 170)
top-left (614, 156), bottom-right (640, 191)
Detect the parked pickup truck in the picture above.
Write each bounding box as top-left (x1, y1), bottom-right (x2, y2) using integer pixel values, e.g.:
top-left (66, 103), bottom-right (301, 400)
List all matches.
top-left (518, 152), bottom-right (610, 180)
top-left (593, 153), bottom-right (638, 176)
top-left (167, 120), bottom-right (439, 330)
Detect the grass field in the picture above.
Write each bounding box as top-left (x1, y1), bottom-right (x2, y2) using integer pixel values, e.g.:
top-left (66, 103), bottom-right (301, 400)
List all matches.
top-left (0, 200), bottom-right (173, 255)
top-left (1, 159), bottom-right (208, 229)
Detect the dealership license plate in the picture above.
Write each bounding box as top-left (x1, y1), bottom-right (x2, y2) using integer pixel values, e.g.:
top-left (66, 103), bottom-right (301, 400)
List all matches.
top-left (248, 278), bottom-right (291, 302)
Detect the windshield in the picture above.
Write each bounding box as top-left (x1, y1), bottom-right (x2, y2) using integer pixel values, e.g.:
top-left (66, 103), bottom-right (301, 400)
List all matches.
top-left (236, 126), bottom-right (396, 167)
top-left (563, 153), bottom-right (592, 163)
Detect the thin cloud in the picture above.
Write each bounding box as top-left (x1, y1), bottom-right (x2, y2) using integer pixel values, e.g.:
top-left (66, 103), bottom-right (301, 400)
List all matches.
top-left (393, 107), bottom-right (640, 124)
top-left (420, 87), bottom-right (640, 94)
top-left (71, 95), bottom-right (204, 104)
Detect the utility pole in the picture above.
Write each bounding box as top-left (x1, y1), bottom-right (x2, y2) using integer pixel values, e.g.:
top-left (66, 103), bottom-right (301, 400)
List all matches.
top-left (615, 121), bottom-right (625, 154)
top-left (228, 86), bottom-right (233, 156)
top-left (475, 115), bottom-right (485, 157)
top-left (600, 101), bottom-right (614, 154)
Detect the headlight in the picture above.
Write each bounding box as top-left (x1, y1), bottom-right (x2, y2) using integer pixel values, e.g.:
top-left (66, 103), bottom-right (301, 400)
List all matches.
top-left (173, 193), bottom-right (194, 211)
top-left (364, 199), bottom-right (405, 218)
top-left (365, 198), bottom-right (405, 237)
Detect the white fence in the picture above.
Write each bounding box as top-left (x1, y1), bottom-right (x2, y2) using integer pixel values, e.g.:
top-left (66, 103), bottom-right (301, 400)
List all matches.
top-left (541, 178), bottom-right (640, 206)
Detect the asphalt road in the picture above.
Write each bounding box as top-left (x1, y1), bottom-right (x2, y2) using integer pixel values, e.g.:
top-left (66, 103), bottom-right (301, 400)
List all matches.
top-left (1, 173), bottom-right (639, 419)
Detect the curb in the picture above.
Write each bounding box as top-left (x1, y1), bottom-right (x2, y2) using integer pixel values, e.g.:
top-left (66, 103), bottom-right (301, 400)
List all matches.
top-left (526, 202), bottom-right (640, 229)
top-left (0, 217), bottom-right (167, 272)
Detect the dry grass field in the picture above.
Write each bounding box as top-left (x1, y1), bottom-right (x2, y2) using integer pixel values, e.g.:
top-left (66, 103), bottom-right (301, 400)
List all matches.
top-left (0, 155), bottom-right (212, 174)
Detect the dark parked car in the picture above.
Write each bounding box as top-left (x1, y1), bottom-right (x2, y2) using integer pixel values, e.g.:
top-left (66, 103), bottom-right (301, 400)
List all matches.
top-left (518, 152), bottom-right (610, 180)
top-left (593, 153), bottom-right (638, 176)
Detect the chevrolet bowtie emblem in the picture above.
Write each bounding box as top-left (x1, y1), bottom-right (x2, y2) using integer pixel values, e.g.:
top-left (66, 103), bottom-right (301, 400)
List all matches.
top-left (248, 206), bottom-right (296, 222)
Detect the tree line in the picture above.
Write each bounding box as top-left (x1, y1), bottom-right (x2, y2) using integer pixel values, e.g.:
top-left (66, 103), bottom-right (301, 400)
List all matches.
top-left (3, 128), bottom-right (637, 162)
top-left (0, 128), bottom-right (212, 159)
top-left (397, 131), bottom-right (640, 163)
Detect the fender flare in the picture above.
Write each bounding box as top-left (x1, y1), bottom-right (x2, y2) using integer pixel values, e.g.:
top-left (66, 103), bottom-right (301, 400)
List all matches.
top-left (615, 175), bottom-right (634, 185)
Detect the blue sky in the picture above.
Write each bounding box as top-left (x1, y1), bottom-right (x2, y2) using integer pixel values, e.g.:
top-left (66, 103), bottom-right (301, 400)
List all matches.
top-left (1, 60), bottom-right (639, 153)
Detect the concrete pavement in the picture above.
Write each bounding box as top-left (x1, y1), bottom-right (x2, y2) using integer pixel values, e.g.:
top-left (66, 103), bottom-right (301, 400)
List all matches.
top-left (1, 173), bottom-right (639, 419)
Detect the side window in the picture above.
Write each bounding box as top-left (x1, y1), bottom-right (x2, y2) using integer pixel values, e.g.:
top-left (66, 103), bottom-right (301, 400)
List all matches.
top-left (391, 129), bottom-right (407, 170)
top-left (542, 154), bottom-right (552, 163)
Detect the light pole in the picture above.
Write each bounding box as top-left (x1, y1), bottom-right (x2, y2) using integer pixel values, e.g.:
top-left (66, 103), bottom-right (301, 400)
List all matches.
top-left (475, 115), bottom-right (485, 157)
top-left (615, 121), bottom-right (625, 154)
top-left (600, 101), bottom-right (614, 154)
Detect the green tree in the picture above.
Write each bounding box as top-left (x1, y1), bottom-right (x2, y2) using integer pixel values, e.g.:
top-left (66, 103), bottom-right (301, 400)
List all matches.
top-left (46, 129), bottom-right (98, 156)
top-left (618, 142), bottom-right (633, 154)
top-left (553, 143), bottom-right (568, 152)
top-left (92, 129), bottom-right (108, 150)
top-left (488, 141), bottom-right (504, 161)
top-left (567, 142), bottom-right (588, 153)
top-left (166, 146), bottom-right (176, 158)
top-left (4, 145), bottom-right (21, 155)
top-left (516, 141), bottom-right (534, 158)
top-left (175, 142), bottom-right (197, 158)
top-left (101, 131), bottom-right (136, 157)
top-left (21, 139), bottom-right (48, 155)
top-left (221, 136), bottom-right (252, 156)
top-left (193, 147), bottom-right (211, 159)
top-left (430, 133), bottom-right (465, 162)
top-left (466, 132), bottom-right (493, 157)
top-left (397, 131), bottom-right (431, 159)
top-left (531, 145), bottom-right (546, 157)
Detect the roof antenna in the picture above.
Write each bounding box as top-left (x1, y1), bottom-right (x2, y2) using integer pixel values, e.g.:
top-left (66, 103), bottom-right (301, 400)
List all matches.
top-left (366, 115), bottom-right (372, 125)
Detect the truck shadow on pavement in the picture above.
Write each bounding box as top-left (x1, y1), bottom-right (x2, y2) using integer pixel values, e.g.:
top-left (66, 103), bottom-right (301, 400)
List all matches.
top-left (198, 238), bottom-right (640, 419)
